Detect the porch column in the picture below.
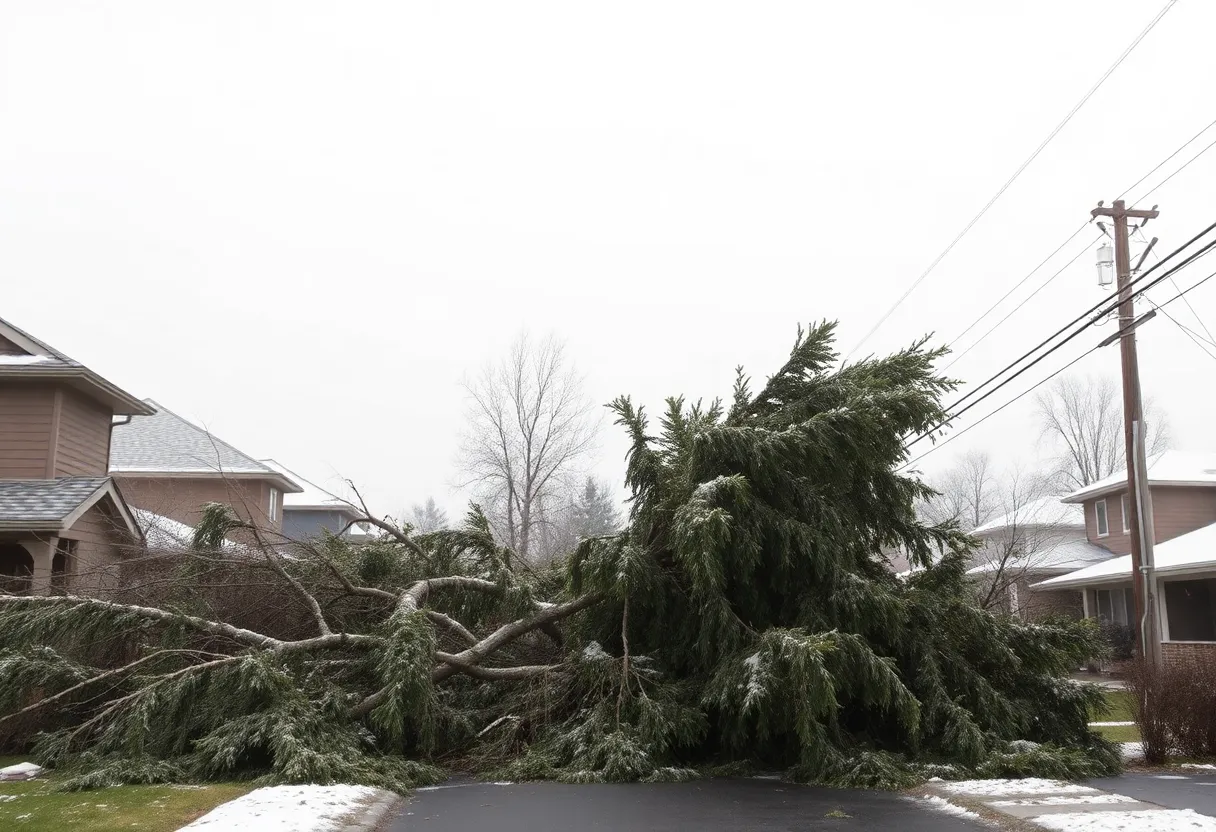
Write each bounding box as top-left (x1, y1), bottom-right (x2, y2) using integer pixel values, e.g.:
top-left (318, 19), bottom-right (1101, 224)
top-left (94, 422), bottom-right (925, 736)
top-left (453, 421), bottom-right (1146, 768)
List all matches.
top-left (1081, 588), bottom-right (1090, 618)
top-left (26, 536), bottom-right (57, 596)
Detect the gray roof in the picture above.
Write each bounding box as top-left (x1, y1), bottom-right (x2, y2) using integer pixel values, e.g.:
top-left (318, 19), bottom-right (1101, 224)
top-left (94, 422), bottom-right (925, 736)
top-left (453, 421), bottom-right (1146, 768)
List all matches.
top-left (109, 401), bottom-right (301, 492)
top-left (0, 477), bottom-right (110, 524)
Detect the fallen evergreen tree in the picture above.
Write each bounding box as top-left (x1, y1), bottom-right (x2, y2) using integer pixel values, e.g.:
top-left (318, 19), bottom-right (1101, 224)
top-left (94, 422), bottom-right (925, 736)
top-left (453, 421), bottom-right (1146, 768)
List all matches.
top-left (0, 322), bottom-right (1117, 790)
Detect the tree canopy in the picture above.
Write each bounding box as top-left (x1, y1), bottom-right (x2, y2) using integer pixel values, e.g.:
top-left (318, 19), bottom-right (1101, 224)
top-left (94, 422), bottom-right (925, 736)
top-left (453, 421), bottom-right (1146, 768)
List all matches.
top-left (0, 322), bottom-right (1115, 791)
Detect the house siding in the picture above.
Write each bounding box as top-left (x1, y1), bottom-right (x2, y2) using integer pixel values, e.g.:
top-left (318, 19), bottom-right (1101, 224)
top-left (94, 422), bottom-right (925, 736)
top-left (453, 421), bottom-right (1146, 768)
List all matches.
top-left (1018, 582), bottom-right (1083, 621)
top-left (63, 500), bottom-right (132, 596)
top-left (1082, 486), bottom-right (1216, 553)
top-left (0, 385), bottom-right (56, 478)
top-left (53, 389), bottom-right (112, 478)
top-left (114, 475), bottom-right (283, 534)
top-left (283, 509), bottom-right (357, 541)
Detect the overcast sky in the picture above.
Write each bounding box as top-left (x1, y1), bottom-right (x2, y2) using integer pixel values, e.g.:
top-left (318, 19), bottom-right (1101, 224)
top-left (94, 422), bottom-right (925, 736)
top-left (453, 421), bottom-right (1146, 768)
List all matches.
top-left (3, 1), bottom-right (1214, 517)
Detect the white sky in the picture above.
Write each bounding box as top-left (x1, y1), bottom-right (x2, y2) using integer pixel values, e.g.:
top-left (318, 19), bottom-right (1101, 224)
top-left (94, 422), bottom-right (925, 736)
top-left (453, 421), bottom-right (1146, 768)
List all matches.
top-left (3, 1), bottom-right (1215, 517)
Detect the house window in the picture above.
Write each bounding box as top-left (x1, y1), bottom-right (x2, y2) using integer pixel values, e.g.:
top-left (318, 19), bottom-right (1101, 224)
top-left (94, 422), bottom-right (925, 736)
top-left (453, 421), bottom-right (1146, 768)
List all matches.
top-left (1094, 499), bottom-right (1109, 537)
top-left (1095, 587), bottom-right (1135, 626)
top-left (269, 488), bottom-right (279, 522)
top-left (1164, 578), bottom-right (1216, 642)
top-left (1121, 493), bottom-right (1131, 533)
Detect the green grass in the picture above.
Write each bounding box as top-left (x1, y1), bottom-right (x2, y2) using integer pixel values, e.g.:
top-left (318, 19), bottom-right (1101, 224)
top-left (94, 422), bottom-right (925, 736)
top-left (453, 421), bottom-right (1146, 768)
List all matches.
top-left (1089, 690), bottom-right (1141, 743)
top-left (0, 757), bottom-right (251, 832)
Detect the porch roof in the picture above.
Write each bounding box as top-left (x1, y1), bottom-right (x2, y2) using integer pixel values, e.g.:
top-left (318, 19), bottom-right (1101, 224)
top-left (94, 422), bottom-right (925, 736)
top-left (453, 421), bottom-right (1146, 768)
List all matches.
top-left (1033, 520), bottom-right (1216, 590)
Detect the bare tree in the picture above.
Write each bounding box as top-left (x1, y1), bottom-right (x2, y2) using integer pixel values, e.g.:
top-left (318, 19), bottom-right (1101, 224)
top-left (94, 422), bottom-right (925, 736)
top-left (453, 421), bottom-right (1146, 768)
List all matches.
top-left (458, 333), bottom-right (599, 563)
top-left (1036, 374), bottom-right (1170, 490)
top-left (917, 449), bottom-right (1000, 532)
top-left (409, 497), bottom-right (449, 533)
top-left (968, 465), bottom-right (1080, 616)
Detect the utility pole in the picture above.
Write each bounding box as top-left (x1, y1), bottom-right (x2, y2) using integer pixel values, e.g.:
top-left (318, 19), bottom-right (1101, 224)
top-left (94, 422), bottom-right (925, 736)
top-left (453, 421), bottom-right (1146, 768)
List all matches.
top-left (1091, 199), bottom-right (1161, 668)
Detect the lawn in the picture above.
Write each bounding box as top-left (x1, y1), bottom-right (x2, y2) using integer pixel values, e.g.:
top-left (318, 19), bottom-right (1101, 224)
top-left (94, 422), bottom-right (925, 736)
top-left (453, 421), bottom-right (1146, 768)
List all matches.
top-left (0, 757), bottom-right (250, 832)
top-left (1089, 689), bottom-right (1141, 743)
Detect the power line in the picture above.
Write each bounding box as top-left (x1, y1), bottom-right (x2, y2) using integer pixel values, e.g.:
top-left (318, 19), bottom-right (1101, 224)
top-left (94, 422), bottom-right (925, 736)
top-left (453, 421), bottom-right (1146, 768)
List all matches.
top-left (846, 0), bottom-right (1178, 359)
top-left (1135, 227), bottom-right (1216, 345)
top-left (1151, 302), bottom-right (1216, 361)
top-left (943, 113), bottom-right (1216, 372)
top-left (901, 343), bottom-right (1102, 471)
top-left (928, 221), bottom-right (1216, 430)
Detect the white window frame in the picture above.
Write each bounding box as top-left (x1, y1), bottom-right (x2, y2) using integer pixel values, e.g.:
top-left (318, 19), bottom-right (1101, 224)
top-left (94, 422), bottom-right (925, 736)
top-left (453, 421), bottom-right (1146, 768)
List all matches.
top-left (269, 488), bottom-right (279, 522)
top-left (1094, 498), bottom-right (1109, 538)
top-left (1121, 493), bottom-right (1131, 533)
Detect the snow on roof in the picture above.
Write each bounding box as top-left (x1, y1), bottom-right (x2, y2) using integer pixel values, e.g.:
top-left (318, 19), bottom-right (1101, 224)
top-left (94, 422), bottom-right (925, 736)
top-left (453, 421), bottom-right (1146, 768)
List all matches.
top-left (967, 539), bottom-right (1114, 576)
top-left (971, 497), bottom-right (1084, 536)
top-left (259, 459), bottom-right (362, 516)
top-left (1035, 521), bottom-right (1216, 589)
top-left (133, 508), bottom-right (198, 549)
top-left (0, 354), bottom-right (60, 365)
top-left (1061, 450), bottom-right (1216, 504)
top-left (110, 401), bottom-right (301, 492)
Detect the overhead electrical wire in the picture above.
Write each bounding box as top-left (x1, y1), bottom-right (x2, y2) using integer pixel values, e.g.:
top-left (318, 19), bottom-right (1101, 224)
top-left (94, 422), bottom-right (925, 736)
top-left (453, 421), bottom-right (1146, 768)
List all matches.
top-left (845, 0), bottom-right (1178, 359)
top-left (942, 113), bottom-right (1216, 373)
top-left (901, 223), bottom-right (1216, 456)
top-left (1135, 227), bottom-right (1216, 345)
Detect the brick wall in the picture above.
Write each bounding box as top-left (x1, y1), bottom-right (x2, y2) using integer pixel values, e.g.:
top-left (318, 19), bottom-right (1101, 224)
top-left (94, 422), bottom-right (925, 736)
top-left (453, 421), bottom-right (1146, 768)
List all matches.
top-left (1162, 641), bottom-right (1216, 669)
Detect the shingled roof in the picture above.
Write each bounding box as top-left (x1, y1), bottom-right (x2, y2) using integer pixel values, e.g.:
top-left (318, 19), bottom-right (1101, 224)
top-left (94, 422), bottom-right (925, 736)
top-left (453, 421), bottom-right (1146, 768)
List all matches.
top-left (0, 477), bottom-right (140, 535)
top-left (0, 317), bottom-right (152, 415)
top-left (110, 401), bottom-right (301, 493)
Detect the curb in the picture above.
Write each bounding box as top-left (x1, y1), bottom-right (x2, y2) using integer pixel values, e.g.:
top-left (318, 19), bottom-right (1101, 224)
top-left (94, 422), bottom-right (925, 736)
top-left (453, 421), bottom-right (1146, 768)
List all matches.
top-left (341, 788), bottom-right (404, 832)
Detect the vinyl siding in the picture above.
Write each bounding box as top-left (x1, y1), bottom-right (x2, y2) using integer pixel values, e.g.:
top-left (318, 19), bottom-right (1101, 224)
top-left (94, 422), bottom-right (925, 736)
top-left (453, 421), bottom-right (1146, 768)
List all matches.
top-left (62, 500), bottom-right (131, 596)
top-left (0, 385), bottom-right (56, 478)
top-left (1083, 485), bottom-right (1216, 553)
top-left (115, 475), bottom-right (284, 534)
top-left (53, 389), bottom-right (112, 477)
top-left (283, 509), bottom-right (356, 540)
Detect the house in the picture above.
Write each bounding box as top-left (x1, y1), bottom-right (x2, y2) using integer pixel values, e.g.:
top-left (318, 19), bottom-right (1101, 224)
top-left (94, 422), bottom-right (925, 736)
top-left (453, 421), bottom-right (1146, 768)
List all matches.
top-left (965, 496), bottom-right (1110, 620)
top-left (109, 401), bottom-right (302, 535)
top-left (0, 316), bottom-right (149, 594)
top-left (259, 459), bottom-right (379, 542)
top-left (1032, 451), bottom-right (1216, 666)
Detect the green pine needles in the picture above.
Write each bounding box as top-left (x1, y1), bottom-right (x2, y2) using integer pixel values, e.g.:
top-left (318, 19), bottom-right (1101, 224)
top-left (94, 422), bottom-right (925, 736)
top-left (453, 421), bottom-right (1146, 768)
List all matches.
top-left (0, 322), bottom-right (1116, 791)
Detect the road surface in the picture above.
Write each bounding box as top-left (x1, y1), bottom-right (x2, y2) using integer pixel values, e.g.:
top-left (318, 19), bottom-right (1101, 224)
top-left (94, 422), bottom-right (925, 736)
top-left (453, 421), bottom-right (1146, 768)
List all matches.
top-left (386, 778), bottom-right (987, 831)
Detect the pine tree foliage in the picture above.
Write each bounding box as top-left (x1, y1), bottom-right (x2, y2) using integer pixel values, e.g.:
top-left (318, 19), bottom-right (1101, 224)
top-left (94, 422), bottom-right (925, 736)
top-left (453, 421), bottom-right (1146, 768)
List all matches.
top-left (0, 322), bottom-right (1115, 791)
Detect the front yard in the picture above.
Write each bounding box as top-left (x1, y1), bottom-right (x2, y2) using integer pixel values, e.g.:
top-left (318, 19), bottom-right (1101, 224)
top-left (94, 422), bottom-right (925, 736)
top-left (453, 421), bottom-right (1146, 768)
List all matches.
top-left (1090, 689), bottom-right (1140, 743)
top-left (0, 758), bottom-right (251, 832)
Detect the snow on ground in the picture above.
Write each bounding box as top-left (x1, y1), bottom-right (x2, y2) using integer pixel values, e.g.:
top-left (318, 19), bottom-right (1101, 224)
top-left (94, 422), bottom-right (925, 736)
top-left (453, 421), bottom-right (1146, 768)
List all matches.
top-left (1031, 808), bottom-right (1216, 831)
top-left (988, 794), bottom-right (1138, 807)
top-left (1182, 764), bottom-right (1216, 771)
top-left (1089, 721), bottom-right (1136, 727)
top-left (916, 795), bottom-right (985, 822)
top-left (1121, 742), bottom-right (1145, 761)
top-left (938, 778), bottom-right (1100, 797)
top-left (177, 785), bottom-right (379, 832)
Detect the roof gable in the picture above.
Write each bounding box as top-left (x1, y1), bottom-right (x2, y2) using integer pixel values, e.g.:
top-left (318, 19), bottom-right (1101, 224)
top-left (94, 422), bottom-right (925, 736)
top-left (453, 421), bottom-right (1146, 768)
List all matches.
top-left (110, 401), bottom-right (301, 492)
top-left (0, 316), bottom-right (152, 415)
top-left (0, 477), bottom-right (141, 538)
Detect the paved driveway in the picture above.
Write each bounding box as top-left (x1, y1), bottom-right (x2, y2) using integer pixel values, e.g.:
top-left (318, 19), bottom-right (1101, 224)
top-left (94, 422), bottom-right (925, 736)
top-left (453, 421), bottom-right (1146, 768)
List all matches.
top-left (1088, 770), bottom-right (1216, 816)
top-left (387, 778), bottom-right (987, 831)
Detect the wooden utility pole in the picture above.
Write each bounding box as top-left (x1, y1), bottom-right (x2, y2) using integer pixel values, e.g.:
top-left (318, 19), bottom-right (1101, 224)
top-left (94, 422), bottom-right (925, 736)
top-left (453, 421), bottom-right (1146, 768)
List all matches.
top-left (1090, 199), bottom-right (1161, 667)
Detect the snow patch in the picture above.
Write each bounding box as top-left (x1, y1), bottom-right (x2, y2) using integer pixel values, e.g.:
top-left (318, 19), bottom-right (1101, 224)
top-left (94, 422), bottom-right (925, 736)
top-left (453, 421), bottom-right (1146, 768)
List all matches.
top-left (0, 355), bottom-right (57, 365)
top-left (1182, 764), bottom-right (1216, 771)
top-left (1089, 721), bottom-right (1136, 727)
top-left (582, 642), bottom-right (610, 661)
top-left (989, 794), bottom-right (1137, 807)
top-left (918, 795), bottom-right (984, 821)
top-left (0, 762), bottom-right (43, 781)
top-left (0, 795), bottom-right (18, 802)
top-left (1032, 808), bottom-right (1216, 831)
top-left (177, 785), bottom-right (378, 831)
top-left (939, 778), bottom-right (1099, 797)
top-left (1120, 742), bottom-right (1145, 762)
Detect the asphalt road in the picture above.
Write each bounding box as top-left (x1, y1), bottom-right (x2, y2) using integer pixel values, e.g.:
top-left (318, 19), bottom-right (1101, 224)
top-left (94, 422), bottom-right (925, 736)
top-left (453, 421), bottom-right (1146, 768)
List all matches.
top-left (1088, 770), bottom-right (1216, 816)
top-left (387, 778), bottom-right (988, 831)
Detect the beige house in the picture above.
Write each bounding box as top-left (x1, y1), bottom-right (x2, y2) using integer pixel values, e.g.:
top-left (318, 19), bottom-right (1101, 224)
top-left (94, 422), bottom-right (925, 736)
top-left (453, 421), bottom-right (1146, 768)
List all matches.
top-left (0, 317), bottom-right (149, 594)
top-left (1033, 451), bottom-right (1216, 667)
top-left (109, 401), bottom-right (302, 537)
